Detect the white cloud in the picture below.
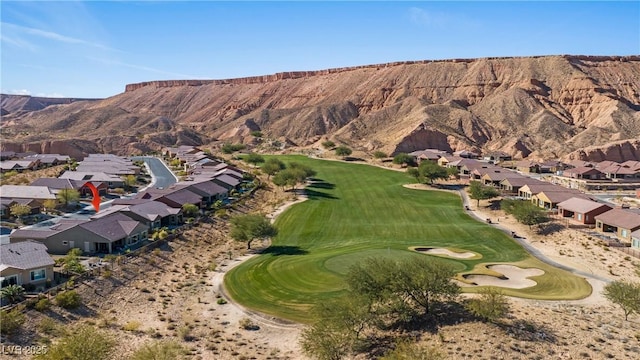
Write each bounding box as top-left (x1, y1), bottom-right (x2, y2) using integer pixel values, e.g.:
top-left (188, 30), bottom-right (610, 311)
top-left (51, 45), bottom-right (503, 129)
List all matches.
top-left (7, 89), bottom-right (32, 95)
top-left (87, 57), bottom-right (203, 79)
top-left (35, 92), bottom-right (65, 98)
top-left (409, 7), bottom-right (450, 28)
top-left (0, 33), bottom-right (37, 52)
top-left (1, 21), bottom-right (119, 51)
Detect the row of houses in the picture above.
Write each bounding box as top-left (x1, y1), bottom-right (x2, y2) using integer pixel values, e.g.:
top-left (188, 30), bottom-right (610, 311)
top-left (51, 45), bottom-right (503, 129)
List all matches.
top-left (555, 196), bottom-right (640, 248)
top-left (8, 156), bottom-right (246, 255)
top-left (0, 153), bottom-right (71, 172)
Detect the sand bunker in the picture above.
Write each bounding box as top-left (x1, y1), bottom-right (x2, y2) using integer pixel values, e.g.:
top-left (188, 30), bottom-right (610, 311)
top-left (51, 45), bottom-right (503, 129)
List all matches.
top-left (413, 247), bottom-right (478, 259)
top-left (463, 265), bottom-right (545, 289)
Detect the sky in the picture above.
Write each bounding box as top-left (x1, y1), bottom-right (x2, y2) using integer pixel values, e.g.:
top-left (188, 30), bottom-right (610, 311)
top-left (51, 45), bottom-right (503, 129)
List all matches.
top-left (1, 1), bottom-right (639, 99)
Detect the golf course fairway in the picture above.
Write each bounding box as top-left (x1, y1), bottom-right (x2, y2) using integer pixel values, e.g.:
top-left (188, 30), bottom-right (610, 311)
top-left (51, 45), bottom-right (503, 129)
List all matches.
top-left (224, 156), bottom-right (592, 322)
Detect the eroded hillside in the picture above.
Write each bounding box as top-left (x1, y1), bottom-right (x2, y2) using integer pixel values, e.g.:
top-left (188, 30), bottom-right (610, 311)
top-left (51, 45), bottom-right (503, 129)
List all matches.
top-left (2, 55), bottom-right (639, 160)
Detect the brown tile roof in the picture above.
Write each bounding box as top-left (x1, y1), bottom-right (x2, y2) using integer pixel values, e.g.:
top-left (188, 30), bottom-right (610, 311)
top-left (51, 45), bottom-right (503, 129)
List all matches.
top-left (79, 213), bottom-right (147, 242)
top-left (595, 209), bottom-right (640, 230)
top-left (557, 197), bottom-right (612, 214)
top-left (536, 191), bottom-right (588, 204)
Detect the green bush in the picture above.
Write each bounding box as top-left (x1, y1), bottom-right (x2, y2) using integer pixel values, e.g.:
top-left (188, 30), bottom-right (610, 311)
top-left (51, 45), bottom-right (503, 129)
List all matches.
top-left (130, 340), bottom-right (185, 360)
top-left (0, 308), bottom-right (25, 335)
top-left (55, 290), bottom-right (82, 309)
top-left (35, 298), bottom-right (51, 312)
top-left (39, 325), bottom-right (114, 360)
top-left (217, 298), bottom-right (227, 305)
top-left (221, 143), bottom-right (246, 154)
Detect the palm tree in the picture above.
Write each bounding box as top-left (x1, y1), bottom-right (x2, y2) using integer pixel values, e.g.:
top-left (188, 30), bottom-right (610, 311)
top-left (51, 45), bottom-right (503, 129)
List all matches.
top-left (1, 284), bottom-right (25, 304)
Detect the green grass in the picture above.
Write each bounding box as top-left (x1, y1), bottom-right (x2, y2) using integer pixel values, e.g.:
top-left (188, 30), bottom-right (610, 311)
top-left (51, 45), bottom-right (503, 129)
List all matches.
top-left (224, 156), bottom-right (592, 322)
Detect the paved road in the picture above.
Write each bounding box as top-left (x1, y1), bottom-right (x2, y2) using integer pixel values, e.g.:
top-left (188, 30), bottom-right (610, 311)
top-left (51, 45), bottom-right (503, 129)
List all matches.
top-left (131, 156), bottom-right (178, 189)
top-left (457, 189), bottom-right (611, 283)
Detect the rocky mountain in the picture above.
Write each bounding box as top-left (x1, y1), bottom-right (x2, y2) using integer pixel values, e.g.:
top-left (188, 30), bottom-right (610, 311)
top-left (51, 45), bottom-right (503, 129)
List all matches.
top-left (2, 55), bottom-right (639, 161)
top-left (1, 94), bottom-right (101, 116)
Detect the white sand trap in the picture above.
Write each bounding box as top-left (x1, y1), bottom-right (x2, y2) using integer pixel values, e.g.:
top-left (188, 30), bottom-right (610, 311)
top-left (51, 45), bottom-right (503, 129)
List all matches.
top-left (463, 265), bottom-right (545, 289)
top-left (422, 248), bottom-right (476, 259)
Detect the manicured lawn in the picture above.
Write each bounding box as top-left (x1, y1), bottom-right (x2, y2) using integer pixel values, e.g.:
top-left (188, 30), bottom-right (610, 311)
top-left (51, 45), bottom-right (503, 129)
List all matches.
top-left (224, 156), bottom-right (592, 322)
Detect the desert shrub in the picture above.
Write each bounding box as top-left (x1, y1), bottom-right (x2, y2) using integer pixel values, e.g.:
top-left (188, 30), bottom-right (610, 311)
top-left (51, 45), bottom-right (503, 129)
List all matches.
top-left (39, 325), bottom-right (114, 360)
top-left (35, 298), bottom-right (51, 312)
top-left (38, 317), bottom-right (61, 336)
top-left (239, 317), bottom-right (260, 331)
top-left (0, 308), bottom-right (25, 335)
top-left (130, 340), bottom-right (185, 360)
top-left (123, 321), bottom-right (142, 332)
top-left (217, 298), bottom-right (227, 305)
top-left (55, 290), bottom-right (82, 309)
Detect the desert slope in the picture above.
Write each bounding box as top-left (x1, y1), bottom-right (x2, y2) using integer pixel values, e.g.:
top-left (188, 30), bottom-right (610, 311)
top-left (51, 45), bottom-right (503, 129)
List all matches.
top-left (2, 55), bottom-right (639, 160)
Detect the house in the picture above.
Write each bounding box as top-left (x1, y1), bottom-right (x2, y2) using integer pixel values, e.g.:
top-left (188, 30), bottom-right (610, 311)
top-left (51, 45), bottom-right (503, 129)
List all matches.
top-left (531, 190), bottom-right (587, 210)
top-left (632, 229), bottom-right (640, 250)
top-left (598, 163), bottom-right (639, 180)
top-left (0, 151), bottom-right (16, 160)
top-left (518, 183), bottom-right (565, 200)
top-left (500, 177), bottom-right (546, 194)
top-left (137, 186), bottom-right (204, 209)
top-left (480, 170), bottom-right (525, 187)
top-left (0, 159), bottom-right (41, 172)
top-left (10, 213), bottom-right (148, 254)
top-left (515, 160), bottom-right (541, 173)
top-left (23, 154), bottom-right (70, 167)
top-left (92, 200), bottom-right (183, 229)
top-left (163, 146), bottom-right (202, 159)
top-left (31, 178), bottom-right (108, 196)
top-left (539, 160), bottom-right (568, 174)
top-left (180, 180), bottom-right (229, 205)
top-left (556, 197), bottom-right (612, 225)
top-left (482, 151), bottom-right (512, 162)
top-left (408, 149), bottom-right (446, 162)
top-left (453, 150), bottom-right (478, 159)
top-left (437, 155), bottom-right (462, 167)
top-left (1, 241), bottom-right (55, 290)
top-left (59, 171), bottom-right (125, 188)
top-left (595, 208), bottom-right (640, 242)
top-left (562, 166), bottom-right (606, 180)
top-left (567, 160), bottom-right (594, 169)
top-left (0, 185), bottom-right (57, 205)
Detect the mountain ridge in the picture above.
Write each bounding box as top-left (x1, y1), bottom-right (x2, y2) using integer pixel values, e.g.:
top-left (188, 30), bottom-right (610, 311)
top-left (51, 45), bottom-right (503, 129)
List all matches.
top-left (2, 55), bottom-right (639, 161)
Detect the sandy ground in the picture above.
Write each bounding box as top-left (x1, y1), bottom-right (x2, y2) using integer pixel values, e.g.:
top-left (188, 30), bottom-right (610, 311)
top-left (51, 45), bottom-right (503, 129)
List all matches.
top-left (418, 247), bottom-right (478, 259)
top-left (463, 265), bottom-right (545, 289)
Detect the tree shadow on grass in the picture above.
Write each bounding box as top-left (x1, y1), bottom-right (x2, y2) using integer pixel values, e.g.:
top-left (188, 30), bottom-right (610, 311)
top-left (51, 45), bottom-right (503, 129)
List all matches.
top-left (304, 188), bottom-right (339, 200)
top-left (261, 245), bottom-right (308, 256)
top-left (307, 181), bottom-right (336, 190)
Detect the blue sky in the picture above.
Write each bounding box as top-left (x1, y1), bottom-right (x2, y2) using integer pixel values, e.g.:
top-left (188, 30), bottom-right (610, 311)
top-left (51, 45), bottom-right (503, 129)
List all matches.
top-left (1, 1), bottom-right (639, 98)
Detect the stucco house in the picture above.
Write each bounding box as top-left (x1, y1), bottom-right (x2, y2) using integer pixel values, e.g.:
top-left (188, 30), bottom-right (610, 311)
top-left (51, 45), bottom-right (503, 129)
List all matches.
top-left (595, 208), bottom-right (640, 242)
top-left (556, 197), bottom-right (612, 225)
top-left (1, 241), bottom-right (55, 291)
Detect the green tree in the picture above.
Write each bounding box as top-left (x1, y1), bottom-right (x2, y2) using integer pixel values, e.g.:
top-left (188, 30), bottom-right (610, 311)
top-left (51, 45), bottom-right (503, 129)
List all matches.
top-left (300, 321), bottom-right (352, 360)
top-left (502, 199), bottom-right (548, 228)
top-left (0, 308), bottom-right (25, 335)
top-left (380, 339), bottom-right (445, 360)
top-left (407, 167), bottom-right (421, 181)
top-left (61, 248), bottom-right (85, 274)
top-left (1, 284), bottom-right (25, 304)
top-left (43, 198), bottom-right (58, 213)
top-left (418, 161), bottom-right (449, 184)
top-left (603, 280), bottom-right (640, 320)
top-left (261, 158), bottom-right (286, 179)
top-left (289, 162), bottom-right (317, 178)
top-left (221, 143), bottom-right (246, 154)
top-left (321, 140), bottom-right (336, 149)
top-left (446, 166), bottom-right (460, 179)
top-left (468, 181), bottom-right (500, 207)
top-left (272, 169), bottom-right (299, 191)
top-left (9, 203), bottom-right (31, 222)
top-left (347, 257), bottom-right (460, 318)
top-left (130, 340), bottom-right (185, 360)
top-left (245, 153), bottom-right (265, 166)
top-left (465, 288), bottom-right (510, 323)
top-left (230, 214), bottom-right (277, 249)
top-left (393, 153), bottom-right (415, 167)
top-left (373, 150), bottom-right (387, 159)
top-left (58, 188), bottom-right (80, 208)
top-left (335, 145), bottom-right (352, 158)
top-left (123, 174), bottom-right (137, 191)
top-left (392, 256), bottom-right (460, 314)
top-left (40, 325), bottom-right (114, 360)
top-left (181, 203), bottom-right (199, 217)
